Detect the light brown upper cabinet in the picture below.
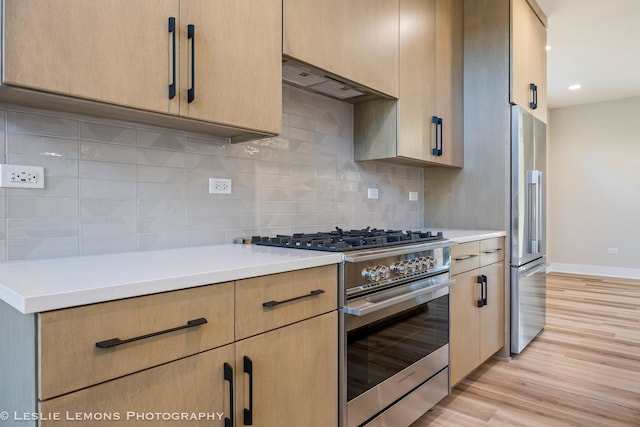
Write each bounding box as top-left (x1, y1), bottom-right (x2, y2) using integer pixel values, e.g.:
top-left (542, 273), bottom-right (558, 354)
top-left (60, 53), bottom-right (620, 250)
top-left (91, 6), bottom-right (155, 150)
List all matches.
top-left (1, 0), bottom-right (282, 140)
top-left (354, 0), bottom-right (463, 167)
top-left (511, 0), bottom-right (547, 123)
top-left (283, 0), bottom-right (399, 98)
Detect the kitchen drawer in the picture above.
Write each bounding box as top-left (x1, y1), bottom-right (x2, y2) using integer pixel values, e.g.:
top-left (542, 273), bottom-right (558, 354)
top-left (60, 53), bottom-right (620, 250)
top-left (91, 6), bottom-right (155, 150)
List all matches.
top-left (38, 282), bottom-right (234, 400)
top-left (480, 237), bottom-right (505, 266)
top-left (235, 265), bottom-right (338, 340)
top-left (450, 241), bottom-right (480, 276)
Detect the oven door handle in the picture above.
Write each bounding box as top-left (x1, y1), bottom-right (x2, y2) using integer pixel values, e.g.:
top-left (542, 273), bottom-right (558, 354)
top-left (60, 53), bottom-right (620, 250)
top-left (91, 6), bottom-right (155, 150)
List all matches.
top-left (343, 279), bottom-right (455, 316)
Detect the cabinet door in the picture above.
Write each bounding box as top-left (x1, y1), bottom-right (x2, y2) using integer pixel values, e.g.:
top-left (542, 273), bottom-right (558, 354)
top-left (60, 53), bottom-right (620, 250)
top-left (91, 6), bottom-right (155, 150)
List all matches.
top-left (397, 0), bottom-right (436, 161)
top-left (397, 0), bottom-right (462, 166)
top-left (433, 0), bottom-right (463, 166)
top-left (179, 0), bottom-right (281, 134)
top-left (235, 312), bottom-right (338, 427)
top-left (40, 344), bottom-right (235, 427)
top-left (449, 269), bottom-right (481, 386)
top-left (39, 281), bottom-right (234, 400)
top-left (235, 265), bottom-right (338, 340)
top-left (3, 0), bottom-right (180, 115)
top-left (479, 261), bottom-right (505, 361)
top-left (511, 0), bottom-right (547, 122)
top-left (284, 0), bottom-right (398, 98)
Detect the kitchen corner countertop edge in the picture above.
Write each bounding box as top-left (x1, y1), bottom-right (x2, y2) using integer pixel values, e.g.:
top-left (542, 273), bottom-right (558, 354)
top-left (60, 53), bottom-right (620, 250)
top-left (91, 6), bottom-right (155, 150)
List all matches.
top-left (437, 229), bottom-right (507, 244)
top-left (0, 244), bottom-right (342, 314)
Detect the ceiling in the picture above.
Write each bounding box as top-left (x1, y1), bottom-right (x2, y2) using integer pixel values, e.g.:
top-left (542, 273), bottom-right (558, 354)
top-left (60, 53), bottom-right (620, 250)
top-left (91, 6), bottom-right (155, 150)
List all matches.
top-left (536, 0), bottom-right (640, 108)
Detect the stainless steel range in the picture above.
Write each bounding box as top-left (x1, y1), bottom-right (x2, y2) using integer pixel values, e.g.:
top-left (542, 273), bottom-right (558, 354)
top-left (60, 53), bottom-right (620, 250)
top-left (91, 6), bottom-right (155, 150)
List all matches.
top-left (253, 228), bottom-right (455, 427)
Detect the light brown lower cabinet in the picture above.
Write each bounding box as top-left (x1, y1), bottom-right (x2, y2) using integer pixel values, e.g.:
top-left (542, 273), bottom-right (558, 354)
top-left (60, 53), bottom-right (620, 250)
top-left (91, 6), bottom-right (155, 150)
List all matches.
top-left (450, 238), bottom-right (505, 386)
top-left (40, 312), bottom-right (338, 427)
top-left (235, 312), bottom-right (338, 427)
top-left (1, 265), bottom-right (338, 427)
top-left (40, 344), bottom-right (236, 426)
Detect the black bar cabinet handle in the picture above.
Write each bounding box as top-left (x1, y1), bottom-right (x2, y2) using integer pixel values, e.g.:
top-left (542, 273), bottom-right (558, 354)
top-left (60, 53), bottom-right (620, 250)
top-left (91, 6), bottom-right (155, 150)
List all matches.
top-left (476, 275), bottom-right (484, 307)
top-left (243, 356), bottom-right (254, 425)
top-left (438, 116), bottom-right (444, 156)
top-left (224, 363), bottom-right (234, 427)
top-left (482, 248), bottom-right (503, 254)
top-left (431, 116), bottom-right (443, 156)
top-left (454, 254), bottom-right (478, 262)
top-left (529, 83), bottom-right (538, 109)
top-left (262, 289), bottom-right (325, 308)
top-left (188, 24), bottom-right (195, 103)
top-left (168, 17), bottom-right (176, 100)
top-left (481, 274), bottom-right (488, 306)
top-left (95, 317), bottom-right (207, 348)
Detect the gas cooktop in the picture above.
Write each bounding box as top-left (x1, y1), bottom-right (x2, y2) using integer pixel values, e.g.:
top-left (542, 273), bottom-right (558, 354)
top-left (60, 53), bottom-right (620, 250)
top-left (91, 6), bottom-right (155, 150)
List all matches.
top-left (251, 227), bottom-right (445, 252)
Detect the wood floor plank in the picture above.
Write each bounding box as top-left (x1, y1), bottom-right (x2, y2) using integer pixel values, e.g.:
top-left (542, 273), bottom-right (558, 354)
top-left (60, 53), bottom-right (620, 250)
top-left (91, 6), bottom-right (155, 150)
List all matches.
top-left (411, 273), bottom-right (640, 426)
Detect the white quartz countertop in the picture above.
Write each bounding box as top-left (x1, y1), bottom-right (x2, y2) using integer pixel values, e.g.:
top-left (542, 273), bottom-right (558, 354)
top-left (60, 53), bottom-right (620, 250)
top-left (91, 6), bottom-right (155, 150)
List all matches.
top-left (0, 244), bottom-right (342, 314)
top-left (0, 229), bottom-right (504, 315)
top-left (436, 229), bottom-right (506, 244)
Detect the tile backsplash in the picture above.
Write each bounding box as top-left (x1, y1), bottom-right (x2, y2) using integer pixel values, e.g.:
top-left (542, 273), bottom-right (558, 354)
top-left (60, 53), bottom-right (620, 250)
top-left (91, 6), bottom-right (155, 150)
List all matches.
top-left (0, 85), bottom-right (423, 261)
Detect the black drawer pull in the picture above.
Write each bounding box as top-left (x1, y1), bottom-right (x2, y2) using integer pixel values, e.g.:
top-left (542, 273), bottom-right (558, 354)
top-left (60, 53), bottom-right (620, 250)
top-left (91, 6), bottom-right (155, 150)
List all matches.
top-left (262, 289), bottom-right (325, 308)
top-left (454, 254), bottom-right (479, 262)
top-left (95, 317), bottom-right (207, 348)
top-left (224, 362), bottom-right (234, 427)
top-left (482, 248), bottom-right (503, 254)
top-left (168, 17), bottom-right (176, 99)
top-left (243, 356), bottom-right (254, 425)
top-left (187, 24), bottom-right (195, 103)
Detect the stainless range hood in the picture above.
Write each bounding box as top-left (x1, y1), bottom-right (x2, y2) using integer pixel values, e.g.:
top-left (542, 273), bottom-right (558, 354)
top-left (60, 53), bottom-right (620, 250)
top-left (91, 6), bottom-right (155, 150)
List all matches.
top-left (282, 59), bottom-right (385, 102)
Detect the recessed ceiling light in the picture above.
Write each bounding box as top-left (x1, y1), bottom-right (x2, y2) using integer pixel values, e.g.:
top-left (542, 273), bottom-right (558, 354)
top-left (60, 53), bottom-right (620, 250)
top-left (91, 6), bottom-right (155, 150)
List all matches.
top-left (545, 45), bottom-right (551, 51)
top-left (568, 84), bottom-right (582, 91)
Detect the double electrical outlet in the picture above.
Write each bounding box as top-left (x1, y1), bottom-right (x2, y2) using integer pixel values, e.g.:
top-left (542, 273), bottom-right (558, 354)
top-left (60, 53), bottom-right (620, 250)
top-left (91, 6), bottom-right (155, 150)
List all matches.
top-left (0, 164), bottom-right (45, 188)
top-left (209, 178), bottom-right (232, 194)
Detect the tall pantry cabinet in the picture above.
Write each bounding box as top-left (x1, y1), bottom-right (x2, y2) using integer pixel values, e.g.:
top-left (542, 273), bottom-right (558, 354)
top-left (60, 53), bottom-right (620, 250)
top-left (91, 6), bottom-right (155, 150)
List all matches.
top-left (424, 0), bottom-right (547, 358)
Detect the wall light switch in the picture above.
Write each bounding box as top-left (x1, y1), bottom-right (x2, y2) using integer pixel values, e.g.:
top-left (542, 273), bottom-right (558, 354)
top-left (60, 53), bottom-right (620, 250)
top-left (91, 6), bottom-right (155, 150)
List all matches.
top-left (367, 188), bottom-right (379, 199)
top-left (409, 191), bottom-right (419, 201)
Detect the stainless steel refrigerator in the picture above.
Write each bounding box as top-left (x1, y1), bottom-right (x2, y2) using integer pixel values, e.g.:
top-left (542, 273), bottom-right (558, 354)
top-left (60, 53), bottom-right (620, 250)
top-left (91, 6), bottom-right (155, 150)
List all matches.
top-left (510, 105), bottom-right (547, 354)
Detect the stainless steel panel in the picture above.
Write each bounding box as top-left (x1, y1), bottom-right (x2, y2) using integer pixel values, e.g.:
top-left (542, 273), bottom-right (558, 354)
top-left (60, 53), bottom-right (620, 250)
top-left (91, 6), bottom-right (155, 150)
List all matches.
top-left (511, 105), bottom-right (546, 267)
top-left (344, 278), bottom-right (454, 317)
top-left (511, 257), bottom-right (547, 354)
top-left (347, 345), bottom-right (448, 427)
top-left (363, 368), bottom-right (449, 427)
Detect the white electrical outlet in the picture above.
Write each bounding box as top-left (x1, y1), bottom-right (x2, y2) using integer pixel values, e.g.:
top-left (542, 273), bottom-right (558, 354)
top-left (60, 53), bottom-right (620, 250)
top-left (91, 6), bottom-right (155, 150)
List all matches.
top-left (607, 248), bottom-right (619, 254)
top-left (367, 188), bottom-right (379, 199)
top-left (409, 191), bottom-right (419, 201)
top-left (0, 164), bottom-right (45, 188)
top-left (209, 178), bottom-right (232, 194)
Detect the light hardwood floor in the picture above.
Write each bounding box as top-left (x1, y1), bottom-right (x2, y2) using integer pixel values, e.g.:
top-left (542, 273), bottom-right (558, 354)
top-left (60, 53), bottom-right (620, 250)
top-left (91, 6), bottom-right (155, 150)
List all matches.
top-left (412, 272), bottom-right (640, 426)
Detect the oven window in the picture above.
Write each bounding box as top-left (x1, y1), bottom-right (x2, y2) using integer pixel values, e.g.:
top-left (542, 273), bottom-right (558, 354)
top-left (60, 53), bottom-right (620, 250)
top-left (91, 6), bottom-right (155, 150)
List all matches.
top-left (347, 294), bottom-right (449, 401)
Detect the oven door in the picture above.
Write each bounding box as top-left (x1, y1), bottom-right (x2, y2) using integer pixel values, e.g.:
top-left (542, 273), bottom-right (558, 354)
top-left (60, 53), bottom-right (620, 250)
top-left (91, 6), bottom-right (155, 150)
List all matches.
top-left (345, 281), bottom-right (452, 427)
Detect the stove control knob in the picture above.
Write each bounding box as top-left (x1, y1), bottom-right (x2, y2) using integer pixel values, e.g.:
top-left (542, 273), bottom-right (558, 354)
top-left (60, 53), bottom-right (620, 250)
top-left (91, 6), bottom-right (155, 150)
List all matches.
top-left (377, 265), bottom-right (390, 280)
top-left (427, 256), bottom-right (437, 268)
top-left (361, 265), bottom-right (390, 282)
top-left (416, 257), bottom-right (429, 270)
top-left (361, 267), bottom-right (376, 281)
top-left (390, 262), bottom-right (406, 274)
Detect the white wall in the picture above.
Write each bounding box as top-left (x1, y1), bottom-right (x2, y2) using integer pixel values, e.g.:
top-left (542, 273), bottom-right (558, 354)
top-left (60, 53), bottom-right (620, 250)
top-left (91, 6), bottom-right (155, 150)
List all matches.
top-left (548, 96), bottom-right (640, 278)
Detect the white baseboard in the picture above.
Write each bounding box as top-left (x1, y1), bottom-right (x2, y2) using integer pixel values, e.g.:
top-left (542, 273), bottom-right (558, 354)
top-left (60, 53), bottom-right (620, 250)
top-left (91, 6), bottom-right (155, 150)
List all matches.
top-left (549, 263), bottom-right (640, 280)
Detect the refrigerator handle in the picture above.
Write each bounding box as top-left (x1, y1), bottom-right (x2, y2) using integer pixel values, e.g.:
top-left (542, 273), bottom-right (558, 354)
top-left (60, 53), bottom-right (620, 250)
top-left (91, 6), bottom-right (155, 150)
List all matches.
top-left (523, 263), bottom-right (548, 278)
top-left (527, 170), bottom-right (542, 254)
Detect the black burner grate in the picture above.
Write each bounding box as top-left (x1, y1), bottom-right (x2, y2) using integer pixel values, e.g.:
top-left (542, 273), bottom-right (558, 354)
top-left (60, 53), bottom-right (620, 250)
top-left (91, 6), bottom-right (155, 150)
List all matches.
top-left (251, 227), bottom-right (444, 252)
